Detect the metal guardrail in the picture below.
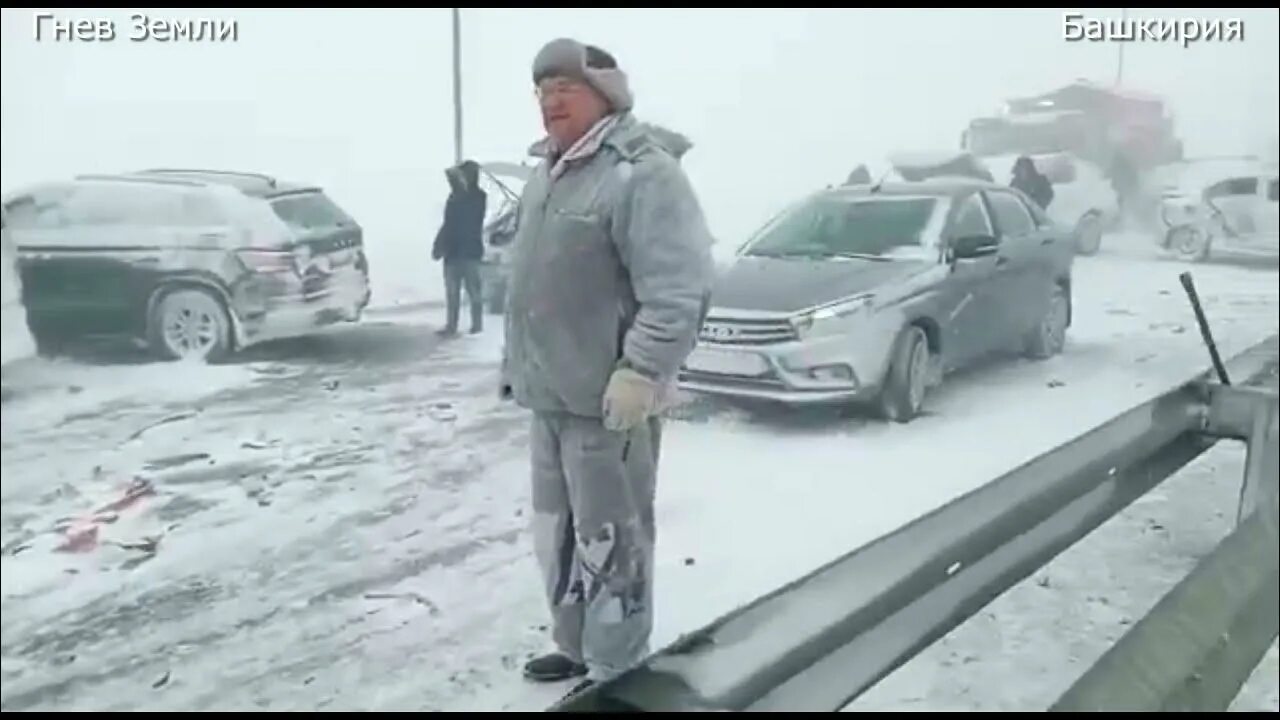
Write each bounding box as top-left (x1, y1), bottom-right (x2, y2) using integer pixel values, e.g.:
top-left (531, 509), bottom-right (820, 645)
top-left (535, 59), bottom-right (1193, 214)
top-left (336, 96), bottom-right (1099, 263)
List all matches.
top-left (551, 334), bottom-right (1279, 713)
top-left (1052, 372), bottom-right (1279, 712)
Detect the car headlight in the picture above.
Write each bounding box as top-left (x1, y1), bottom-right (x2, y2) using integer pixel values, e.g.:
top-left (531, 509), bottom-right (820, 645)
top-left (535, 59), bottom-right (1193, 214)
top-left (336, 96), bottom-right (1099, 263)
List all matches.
top-left (789, 294), bottom-right (874, 338)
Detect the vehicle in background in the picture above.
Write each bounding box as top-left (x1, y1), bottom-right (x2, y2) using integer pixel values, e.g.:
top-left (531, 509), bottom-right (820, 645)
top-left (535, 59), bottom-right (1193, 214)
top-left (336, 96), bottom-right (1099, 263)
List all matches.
top-left (961, 80), bottom-right (1188, 253)
top-left (867, 150), bottom-right (1118, 255)
top-left (3, 169), bottom-right (371, 362)
top-left (963, 80), bottom-right (1183, 171)
top-left (885, 150), bottom-right (994, 183)
top-left (475, 162), bottom-right (533, 315)
top-left (680, 177), bottom-right (1077, 422)
top-left (1, 208), bottom-right (37, 368)
top-left (982, 152), bottom-right (1118, 255)
top-left (1155, 158), bottom-right (1280, 262)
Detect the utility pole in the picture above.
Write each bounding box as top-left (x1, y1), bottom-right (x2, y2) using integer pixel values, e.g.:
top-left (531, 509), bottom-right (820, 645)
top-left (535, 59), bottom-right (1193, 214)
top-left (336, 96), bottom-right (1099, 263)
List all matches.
top-left (452, 7), bottom-right (463, 165)
top-left (1115, 7), bottom-right (1127, 87)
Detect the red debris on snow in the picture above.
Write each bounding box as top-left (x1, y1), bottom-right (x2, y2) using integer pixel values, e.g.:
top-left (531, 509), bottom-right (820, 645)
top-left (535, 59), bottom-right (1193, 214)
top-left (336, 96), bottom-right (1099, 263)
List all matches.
top-left (95, 478), bottom-right (155, 516)
top-left (55, 523), bottom-right (100, 554)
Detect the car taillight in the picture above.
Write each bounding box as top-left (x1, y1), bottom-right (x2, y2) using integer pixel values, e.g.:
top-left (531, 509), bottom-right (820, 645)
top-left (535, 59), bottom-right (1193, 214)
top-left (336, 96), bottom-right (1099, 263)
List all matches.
top-left (237, 249), bottom-right (297, 275)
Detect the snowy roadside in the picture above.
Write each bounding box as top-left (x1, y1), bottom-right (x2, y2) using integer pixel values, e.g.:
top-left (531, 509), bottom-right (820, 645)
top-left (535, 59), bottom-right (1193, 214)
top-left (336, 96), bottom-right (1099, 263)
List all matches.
top-left (845, 355), bottom-right (1280, 712)
top-left (845, 415), bottom-right (1280, 712)
top-left (1, 241), bottom-right (1277, 711)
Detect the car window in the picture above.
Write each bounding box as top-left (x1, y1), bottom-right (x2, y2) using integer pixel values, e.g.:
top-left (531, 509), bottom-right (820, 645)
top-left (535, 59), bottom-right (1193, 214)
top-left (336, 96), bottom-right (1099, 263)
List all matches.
top-left (985, 191), bottom-right (1036, 236)
top-left (1268, 178), bottom-right (1278, 203)
top-left (1205, 177), bottom-right (1259, 199)
top-left (60, 184), bottom-right (190, 226)
top-left (743, 196), bottom-right (939, 260)
top-left (269, 192), bottom-right (352, 230)
top-left (4, 192), bottom-right (72, 230)
top-left (180, 193), bottom-right (229, 226)
top-left (948, 193), bottom-right (993, 238)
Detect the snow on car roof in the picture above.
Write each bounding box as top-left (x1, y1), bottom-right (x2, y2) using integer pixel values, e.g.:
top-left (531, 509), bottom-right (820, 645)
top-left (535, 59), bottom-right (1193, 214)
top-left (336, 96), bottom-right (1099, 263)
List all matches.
top-left (887, 149), bottom-right (977, 168)
top-left (830, 178), bottom-right (992, 199)
top-left (1153, 157), bottom-right (1274, 194)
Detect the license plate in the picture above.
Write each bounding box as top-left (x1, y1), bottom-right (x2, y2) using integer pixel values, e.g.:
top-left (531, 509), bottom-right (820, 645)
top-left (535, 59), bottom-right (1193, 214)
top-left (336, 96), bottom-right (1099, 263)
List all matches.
top-left (685, 347), bottom-right (769, 376)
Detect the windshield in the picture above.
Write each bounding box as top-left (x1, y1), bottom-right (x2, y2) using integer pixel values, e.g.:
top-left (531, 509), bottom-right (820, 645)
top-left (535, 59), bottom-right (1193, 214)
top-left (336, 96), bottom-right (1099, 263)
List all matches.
top-left (743, 196), bottom-right (939, 260)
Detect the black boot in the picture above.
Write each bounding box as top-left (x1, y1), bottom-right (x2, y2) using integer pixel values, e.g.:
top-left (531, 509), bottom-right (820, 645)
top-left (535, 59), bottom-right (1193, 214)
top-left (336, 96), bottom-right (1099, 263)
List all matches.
top-left (523, 653), bottom-right (587, 682)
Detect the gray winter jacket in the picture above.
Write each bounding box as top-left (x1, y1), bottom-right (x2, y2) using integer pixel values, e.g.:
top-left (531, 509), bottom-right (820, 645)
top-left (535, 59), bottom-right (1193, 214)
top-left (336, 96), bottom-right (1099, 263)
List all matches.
top-left (502, 113), bottom-right (715, 417)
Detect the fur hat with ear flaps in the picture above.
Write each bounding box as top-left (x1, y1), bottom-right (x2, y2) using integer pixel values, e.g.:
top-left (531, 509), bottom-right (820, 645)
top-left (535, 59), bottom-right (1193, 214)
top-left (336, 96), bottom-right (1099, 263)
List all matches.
top-left (532, 38), bottom-right (634, 113)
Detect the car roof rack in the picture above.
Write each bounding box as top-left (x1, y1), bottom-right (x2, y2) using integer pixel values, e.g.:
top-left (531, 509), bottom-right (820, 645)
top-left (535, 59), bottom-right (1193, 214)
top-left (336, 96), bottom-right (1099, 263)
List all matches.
top-left (140, 168), bottom-right (278, 188)
top-left (75, 173), bottom-right (203, 187)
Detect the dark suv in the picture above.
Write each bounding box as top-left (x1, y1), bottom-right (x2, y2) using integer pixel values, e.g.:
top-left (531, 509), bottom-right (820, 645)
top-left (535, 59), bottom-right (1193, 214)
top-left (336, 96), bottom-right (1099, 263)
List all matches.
top-left (3, 169), bottom-right (371, 361)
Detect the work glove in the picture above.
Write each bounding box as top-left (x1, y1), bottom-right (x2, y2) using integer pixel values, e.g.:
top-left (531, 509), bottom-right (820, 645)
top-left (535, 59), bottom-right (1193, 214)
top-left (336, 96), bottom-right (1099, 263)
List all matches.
top-left (602, 366), bottom-right (661, 432)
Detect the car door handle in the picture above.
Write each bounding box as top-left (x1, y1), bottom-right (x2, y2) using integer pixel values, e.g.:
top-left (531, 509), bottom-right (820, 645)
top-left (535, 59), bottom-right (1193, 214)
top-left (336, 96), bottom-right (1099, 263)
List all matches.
top-left (1040, 237), bottom-right (1053, 245)
top-left (995, 256), bottom-right (1010, 267)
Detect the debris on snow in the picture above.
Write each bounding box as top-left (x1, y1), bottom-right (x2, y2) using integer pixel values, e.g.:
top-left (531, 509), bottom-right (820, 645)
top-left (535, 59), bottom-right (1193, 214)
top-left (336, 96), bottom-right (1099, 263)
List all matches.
top-left (54, 523), bottom-right (99, 554)
top-left (364, 591), bottom-right (441, 615)
top-left (144, 453), bottom-right (211, 471)
top-left (95, 478), bottom-right (156, 515)
top-left (127, 411), bottom-right (199, 442)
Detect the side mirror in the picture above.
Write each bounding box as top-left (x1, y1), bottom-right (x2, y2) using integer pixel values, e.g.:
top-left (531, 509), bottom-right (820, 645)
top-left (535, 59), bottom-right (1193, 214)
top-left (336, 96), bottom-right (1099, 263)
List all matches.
top-left (951, 234), bottom-right (1000, 260)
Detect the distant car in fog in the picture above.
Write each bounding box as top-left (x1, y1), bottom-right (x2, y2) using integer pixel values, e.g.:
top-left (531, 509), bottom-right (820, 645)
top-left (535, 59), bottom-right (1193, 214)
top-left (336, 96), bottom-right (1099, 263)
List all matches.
top-left (1, 209), bottom-right (38, 367)
top-left (1154, 159), bottom-right (1279, 262)
top-left (981, 152), bottom-right (1119, 255)
top-left (3, 169), bottom-right (372, 362)
top-left (475, 161), bottom-right (533, 315)
top-left (680, 178), bottom-right (1077, 422)
top-left (868, 150), bottom-right (1119, 256)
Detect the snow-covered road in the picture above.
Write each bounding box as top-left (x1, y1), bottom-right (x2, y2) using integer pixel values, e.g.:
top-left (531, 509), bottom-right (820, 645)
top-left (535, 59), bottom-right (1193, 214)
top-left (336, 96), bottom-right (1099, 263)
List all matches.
top-left (1, 239), bottom-right (1276, 712)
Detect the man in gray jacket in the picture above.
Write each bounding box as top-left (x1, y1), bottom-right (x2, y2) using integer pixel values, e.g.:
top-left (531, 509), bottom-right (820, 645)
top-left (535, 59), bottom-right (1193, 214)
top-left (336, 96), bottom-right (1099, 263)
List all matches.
top-left (500, 38), bottom-right (715, 693)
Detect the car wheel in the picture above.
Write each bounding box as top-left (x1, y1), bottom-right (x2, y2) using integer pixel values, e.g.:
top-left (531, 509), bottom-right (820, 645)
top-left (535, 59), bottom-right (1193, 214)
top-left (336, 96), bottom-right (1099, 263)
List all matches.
top-left (1024, 284), bottom-right (1070, 360)
top-left (148, 287), bottom-right (232, 362)
top-left (1074, 213), bottom-right (1103, 255)
top-left (877, 325), bottom-right (930, 423)
top-left (1170, 225), bottom-right (1211, 262)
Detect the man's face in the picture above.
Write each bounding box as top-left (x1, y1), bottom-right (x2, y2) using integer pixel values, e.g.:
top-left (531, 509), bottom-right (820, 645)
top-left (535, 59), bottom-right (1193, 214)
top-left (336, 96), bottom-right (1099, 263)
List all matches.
top-left (537, 75), bottom-right (610, 151)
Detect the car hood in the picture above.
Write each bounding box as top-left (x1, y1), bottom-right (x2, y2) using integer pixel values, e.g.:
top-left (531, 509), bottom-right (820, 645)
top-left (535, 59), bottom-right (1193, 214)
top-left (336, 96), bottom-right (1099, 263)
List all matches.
top-left (711, 255), bottom-right (933, 314)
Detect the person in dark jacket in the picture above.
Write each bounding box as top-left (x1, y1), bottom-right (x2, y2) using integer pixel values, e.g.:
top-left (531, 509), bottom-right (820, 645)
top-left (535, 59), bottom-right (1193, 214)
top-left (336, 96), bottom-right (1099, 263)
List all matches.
top-left (432, 160), bottom-right (488, 336)
top-left (1010, 155), bottom-right (1054, 211)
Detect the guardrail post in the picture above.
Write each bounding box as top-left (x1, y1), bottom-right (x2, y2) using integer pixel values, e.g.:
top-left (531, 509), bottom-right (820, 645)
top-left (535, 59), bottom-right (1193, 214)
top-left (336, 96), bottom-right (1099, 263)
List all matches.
top-left (1237, 393), bottom-right (1279, 525)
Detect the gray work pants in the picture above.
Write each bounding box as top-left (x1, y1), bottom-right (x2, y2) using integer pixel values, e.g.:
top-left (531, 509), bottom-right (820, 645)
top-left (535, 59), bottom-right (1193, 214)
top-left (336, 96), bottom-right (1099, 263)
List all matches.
top-left (530, 411), bottom-right (661, 682)
top-left (443, 258), bottom-right (483, 332)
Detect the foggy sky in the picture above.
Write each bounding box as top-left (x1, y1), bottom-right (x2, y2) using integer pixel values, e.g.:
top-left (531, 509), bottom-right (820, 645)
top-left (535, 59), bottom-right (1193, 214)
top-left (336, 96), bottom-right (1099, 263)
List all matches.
top-left (3, 8), bottom-right (1277, 302)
